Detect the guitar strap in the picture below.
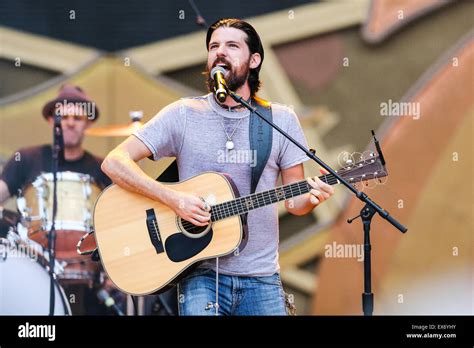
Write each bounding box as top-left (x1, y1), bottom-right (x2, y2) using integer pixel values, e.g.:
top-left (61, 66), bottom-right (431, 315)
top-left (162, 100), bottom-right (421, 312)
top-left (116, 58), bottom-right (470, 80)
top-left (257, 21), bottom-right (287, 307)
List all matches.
top-left (237, 97), bottom-right (273, 253)
top-left (249, 96), bottom-right (273, 194)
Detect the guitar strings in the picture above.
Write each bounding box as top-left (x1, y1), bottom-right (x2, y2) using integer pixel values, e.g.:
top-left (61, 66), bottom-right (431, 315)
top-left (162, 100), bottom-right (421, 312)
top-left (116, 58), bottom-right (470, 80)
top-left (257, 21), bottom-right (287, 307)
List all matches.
top-left (179, 184), bottom-right (309, 231)
top-left (179, 165), bottom-right (385, 230)
top-left (180, 177), bottom-right (340, 230)
top-left (179, 178), bottom-right (335, 231)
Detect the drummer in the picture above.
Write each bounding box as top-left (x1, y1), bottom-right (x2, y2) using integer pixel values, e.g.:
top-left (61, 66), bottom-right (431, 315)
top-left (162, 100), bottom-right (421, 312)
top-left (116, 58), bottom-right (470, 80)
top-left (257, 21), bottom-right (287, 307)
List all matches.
top-left (0, 84), bottom-right (116, 315)
top-left (0, 84), bottom-right (110, 200)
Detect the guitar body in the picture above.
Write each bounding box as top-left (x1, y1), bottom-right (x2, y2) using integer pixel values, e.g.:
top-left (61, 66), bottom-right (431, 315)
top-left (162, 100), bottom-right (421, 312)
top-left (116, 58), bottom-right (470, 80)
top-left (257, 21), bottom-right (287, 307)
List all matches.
top-left (93, 154), bottom-right (387, 296)
top-left (93, 172), bottom-right (242, 295)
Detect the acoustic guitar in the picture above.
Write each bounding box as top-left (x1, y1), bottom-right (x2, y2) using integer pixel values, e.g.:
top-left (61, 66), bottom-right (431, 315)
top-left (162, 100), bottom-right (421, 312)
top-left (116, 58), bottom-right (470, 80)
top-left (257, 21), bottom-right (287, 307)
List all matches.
top-left (93, 154), bottom-right (387, 295)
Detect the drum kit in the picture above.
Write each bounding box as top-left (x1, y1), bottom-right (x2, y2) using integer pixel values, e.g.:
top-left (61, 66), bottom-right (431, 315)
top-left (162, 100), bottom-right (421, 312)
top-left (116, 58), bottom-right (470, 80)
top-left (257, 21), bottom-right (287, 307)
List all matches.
top-left (0, 112), bottom-right (157, 315)
top-left (1, 172), bottom-right (101, 315)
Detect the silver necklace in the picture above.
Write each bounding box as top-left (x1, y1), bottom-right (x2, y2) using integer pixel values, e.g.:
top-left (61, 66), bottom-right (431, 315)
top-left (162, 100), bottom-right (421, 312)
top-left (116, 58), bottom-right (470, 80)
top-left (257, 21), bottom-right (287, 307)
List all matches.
top-left (219, 116), bottom-right (246, 150)
top-left (215, 97), bottom-right (251, 150)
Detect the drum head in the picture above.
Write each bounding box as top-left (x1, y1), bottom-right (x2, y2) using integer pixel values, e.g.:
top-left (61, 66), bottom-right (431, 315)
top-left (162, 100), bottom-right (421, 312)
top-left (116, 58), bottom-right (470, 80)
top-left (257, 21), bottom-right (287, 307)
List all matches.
top-left (0, 242), bottom-right (71, 315)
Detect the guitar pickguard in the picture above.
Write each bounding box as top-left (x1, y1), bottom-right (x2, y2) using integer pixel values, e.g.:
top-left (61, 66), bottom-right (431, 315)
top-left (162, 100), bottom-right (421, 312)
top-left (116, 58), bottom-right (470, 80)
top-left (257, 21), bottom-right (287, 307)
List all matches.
top-left (165, 230), bottom-right (213, 262)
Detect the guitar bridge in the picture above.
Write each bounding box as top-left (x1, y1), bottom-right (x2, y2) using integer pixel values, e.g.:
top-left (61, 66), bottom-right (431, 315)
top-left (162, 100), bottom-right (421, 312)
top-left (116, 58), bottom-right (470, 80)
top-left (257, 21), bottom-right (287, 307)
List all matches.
top-left (146, 209), bottom-right (164, 254)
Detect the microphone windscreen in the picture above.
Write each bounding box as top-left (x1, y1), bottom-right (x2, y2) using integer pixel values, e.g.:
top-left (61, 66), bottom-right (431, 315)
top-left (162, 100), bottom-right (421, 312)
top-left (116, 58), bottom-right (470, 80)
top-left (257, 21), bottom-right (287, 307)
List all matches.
top-left (210, 66), bottom-right (226, 80)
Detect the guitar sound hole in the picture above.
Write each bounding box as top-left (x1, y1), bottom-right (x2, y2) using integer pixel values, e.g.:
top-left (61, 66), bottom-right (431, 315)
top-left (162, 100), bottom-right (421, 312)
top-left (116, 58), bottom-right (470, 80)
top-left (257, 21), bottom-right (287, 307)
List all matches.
top-left (183, 220), bottom-right (207, 235)
top-left (177, 217), bottom-right (212, 239)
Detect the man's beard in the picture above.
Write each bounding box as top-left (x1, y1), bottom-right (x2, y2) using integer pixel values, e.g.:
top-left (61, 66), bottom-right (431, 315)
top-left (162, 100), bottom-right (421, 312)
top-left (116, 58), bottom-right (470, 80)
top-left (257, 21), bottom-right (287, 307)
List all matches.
top-left (206, 59), bottom-right (250, 97)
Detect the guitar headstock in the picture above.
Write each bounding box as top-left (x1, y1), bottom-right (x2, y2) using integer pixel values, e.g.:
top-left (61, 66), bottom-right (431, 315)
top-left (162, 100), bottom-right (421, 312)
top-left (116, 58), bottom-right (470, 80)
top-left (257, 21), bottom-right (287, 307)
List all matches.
top-left (335, 152), bottom-right (388, 186)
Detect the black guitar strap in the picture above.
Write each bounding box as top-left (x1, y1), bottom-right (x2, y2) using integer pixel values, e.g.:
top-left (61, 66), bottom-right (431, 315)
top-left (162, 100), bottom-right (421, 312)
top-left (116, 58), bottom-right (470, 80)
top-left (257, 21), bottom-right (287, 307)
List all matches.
top-left (249, 96), bottom-right (273, 194)
top-left (236, 97), bottom-right (273, 253)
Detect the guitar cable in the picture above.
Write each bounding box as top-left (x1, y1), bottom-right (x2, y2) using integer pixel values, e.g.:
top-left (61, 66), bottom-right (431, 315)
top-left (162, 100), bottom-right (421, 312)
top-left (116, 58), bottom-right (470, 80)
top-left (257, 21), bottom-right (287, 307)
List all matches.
top-left (206, 258), bottom-right (220, 314)
top-left (131, 295), bottom-right (138, 316)
top-left (76, 230), bottom-right (96, 256)
top-left (214, 257), bottom-right (220, 316)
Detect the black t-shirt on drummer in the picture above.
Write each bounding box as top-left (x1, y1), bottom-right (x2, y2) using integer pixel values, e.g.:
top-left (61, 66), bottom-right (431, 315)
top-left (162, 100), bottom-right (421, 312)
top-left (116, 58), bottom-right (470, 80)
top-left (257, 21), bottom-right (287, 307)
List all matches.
top-left (0, 144), bottom-right (112, 196)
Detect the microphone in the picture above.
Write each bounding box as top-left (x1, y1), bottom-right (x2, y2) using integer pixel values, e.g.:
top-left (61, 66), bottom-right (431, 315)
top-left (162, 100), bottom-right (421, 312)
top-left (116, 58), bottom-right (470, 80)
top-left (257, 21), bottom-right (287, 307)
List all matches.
top-left (371, 130), bottom-right (386, 166)
top-left (210, 66), bottom-right (228, 103)
top-left (97, 288), bottom-right (124, 316)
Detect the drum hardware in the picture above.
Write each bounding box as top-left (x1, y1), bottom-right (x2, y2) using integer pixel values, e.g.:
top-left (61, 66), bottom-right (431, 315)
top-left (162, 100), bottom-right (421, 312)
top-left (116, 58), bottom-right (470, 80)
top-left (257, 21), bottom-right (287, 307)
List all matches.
top-left (0, 207), bottom-right (21, 238)
top-left (0, 238), bottom-right (8, 261)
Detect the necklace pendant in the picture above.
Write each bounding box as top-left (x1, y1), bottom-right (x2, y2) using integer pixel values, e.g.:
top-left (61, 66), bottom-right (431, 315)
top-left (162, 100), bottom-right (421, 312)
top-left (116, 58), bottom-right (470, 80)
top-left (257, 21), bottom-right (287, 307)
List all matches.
top-left (225, 140), bottom-right (234, 150)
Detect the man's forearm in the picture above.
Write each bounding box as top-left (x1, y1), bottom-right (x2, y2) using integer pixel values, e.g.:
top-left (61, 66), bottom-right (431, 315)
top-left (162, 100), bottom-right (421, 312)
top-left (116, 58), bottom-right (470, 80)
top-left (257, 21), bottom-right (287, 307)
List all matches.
top-left (101, 150), bottom-right (175, 206)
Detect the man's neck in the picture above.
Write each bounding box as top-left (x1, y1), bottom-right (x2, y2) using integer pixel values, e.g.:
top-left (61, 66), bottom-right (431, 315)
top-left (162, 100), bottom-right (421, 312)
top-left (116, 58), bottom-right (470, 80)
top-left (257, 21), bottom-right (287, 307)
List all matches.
top-left (64, 146), bottom-right (85, 161)
top-left (218, 83), bottom-right (251, 109)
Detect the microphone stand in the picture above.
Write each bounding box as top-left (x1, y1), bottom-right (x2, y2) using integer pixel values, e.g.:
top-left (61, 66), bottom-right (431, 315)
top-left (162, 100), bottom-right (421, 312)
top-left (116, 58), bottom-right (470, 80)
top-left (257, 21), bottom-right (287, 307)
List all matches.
top-left (48, 113), bottom-right (64, 315)
top-left (228, 90), bottom-right (408, 316)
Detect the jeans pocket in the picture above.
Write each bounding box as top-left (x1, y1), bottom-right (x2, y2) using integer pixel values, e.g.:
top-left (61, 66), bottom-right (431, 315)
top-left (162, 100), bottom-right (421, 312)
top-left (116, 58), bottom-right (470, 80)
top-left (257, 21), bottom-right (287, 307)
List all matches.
top-left (252, 273), bottom-right (282, 286)
top-left (180, 267), bottom-right (213, 282)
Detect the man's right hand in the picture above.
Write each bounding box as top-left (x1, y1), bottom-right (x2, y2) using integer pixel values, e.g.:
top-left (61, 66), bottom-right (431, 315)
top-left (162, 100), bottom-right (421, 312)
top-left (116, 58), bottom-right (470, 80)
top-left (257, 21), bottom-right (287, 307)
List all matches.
top-left (167, 190), bottom-right (211, 227)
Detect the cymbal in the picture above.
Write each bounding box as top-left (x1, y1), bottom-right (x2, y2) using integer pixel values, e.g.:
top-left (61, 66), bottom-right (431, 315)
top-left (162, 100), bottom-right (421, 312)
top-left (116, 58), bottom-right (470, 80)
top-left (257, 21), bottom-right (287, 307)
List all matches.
top-left (85, 120), bottom-right (142, 137)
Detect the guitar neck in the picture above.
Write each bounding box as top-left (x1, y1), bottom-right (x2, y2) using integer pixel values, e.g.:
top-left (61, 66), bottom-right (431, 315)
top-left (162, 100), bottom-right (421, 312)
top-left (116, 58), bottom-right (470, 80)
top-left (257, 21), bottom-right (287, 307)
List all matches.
top-left (211, 173), bottom-right (340, 221)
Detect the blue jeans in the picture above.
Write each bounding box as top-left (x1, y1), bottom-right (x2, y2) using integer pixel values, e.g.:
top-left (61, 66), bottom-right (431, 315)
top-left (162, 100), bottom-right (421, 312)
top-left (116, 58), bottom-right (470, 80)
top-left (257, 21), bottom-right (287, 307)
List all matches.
top-left (177, 268), bottom-right (288, 316)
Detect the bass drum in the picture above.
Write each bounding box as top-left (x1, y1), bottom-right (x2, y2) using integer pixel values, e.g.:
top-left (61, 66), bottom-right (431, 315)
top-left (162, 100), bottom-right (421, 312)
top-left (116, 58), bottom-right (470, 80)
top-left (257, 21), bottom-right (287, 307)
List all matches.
top-left (0, 235), bottom-right (71, 315)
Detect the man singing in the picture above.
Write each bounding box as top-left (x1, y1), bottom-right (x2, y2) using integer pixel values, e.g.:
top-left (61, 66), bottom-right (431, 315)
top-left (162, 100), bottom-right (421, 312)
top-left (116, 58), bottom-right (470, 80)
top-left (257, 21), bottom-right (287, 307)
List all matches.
top-left (101, 18), bottom-right (334, 315)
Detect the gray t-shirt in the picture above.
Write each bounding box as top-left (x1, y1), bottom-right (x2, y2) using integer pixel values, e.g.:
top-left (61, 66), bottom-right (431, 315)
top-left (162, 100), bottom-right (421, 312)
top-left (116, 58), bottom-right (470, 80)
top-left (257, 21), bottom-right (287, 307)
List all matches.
top-left (133, 93), bottom-right (309, 276)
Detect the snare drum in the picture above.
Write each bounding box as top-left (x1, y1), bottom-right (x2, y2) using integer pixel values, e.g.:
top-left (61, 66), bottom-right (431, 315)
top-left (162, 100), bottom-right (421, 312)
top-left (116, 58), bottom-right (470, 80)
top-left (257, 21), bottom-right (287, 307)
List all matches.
top-left (0, 234), bottom-right (71, 315)
top-left (17, 171), bottom-right (101, 260)
top-left (17, 172), bottom-right (102, 283)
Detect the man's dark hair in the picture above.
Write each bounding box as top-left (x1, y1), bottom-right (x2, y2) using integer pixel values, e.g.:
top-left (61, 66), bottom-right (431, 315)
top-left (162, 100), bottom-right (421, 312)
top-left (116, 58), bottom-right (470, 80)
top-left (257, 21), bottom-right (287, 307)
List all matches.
top-left (206, 18), bottom-right (264, 96)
